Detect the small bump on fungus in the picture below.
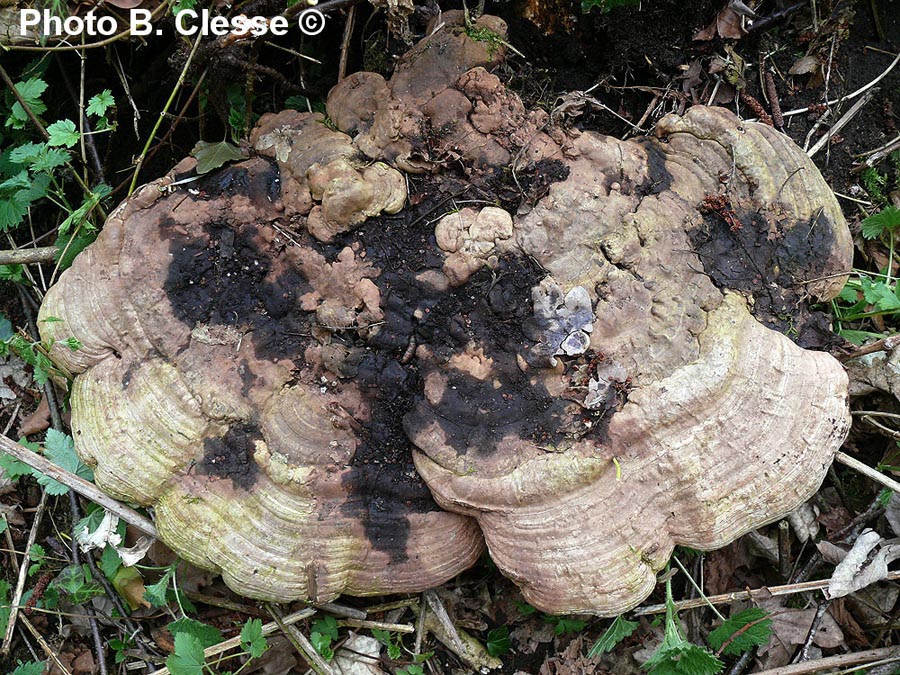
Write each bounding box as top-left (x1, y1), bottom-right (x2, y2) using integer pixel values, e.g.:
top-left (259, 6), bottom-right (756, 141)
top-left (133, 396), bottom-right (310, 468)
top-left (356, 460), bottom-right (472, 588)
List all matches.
top-left (40, 15), bottom-right (852, 615)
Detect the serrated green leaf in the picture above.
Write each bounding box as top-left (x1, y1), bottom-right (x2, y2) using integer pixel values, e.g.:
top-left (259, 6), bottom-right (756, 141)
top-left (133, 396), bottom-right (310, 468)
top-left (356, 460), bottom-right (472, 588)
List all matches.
top-left (191, 140), bottom-right (245, 175)
top-left (8, 143), bottom-right (43, 166)
top-left (143, 567), bottom-right (174, 607)
top-left (0, 452), bottom-right (31, 480)
top-left (87, 90), bottom-right (114, 118)
top-left (589, 615), bottom-right (639, 656)
top-left (0, 579), bottom-right (11, 636)
top-left (166, 632), bottom-right (206, 675)
top-left (37, 429), bottom-right (92, 494)
top-left (9, 661), bottom-right (46, 675)
top-left (0, 199), bottom-right (27, 231)
top-left (862, 206), bottom-right (900, 240)
top-left (31, 147), bottom-right (70, 174)
top-left (707, 608), bottom-right (773, 656)
top-left (240, 618), bottom-right (268, 658)
top-left (46, 120), bottom-right (80, 148)
top-left (7, 78), bottom-right (48, 127)
top-left (170, 617), bottom-right (225, 649)
top-left (0, 265), bottom-right (25, 283)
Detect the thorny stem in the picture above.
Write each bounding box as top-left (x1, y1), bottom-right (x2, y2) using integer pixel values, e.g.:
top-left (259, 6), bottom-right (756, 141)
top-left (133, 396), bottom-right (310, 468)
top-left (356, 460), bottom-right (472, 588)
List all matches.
top-left (128, 32), bottom-right (204, 195)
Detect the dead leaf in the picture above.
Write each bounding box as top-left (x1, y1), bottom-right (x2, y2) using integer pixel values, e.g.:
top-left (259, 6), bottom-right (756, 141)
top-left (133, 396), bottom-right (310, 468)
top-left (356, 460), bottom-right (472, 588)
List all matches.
top-left (789, 55), bottom-right (820, 75)
top-left (787, 503), bottom-right (819, 542)
top-left (333, 633), bottom-right (384, 675)
top-left (826, 530), bottom-right (900, 598)
top-left (112, 566), bottom-right (151, 610)
top-left (72, 649), bottom-right (96, 675)
top-left (694, 7), bottom-right (745, 41)
top-left (816, 540), bottom-right (848, 565)
top-left (18, 396), bottom-right (50, 436)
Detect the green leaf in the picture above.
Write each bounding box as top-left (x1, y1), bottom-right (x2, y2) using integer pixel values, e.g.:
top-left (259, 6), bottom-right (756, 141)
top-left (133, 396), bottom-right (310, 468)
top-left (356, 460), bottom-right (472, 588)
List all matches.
top-left (191, 140), bottom-right (245, 175)
top-left (707, 608), bottom-right (773, 656)
top-left (839, 329), bottom-right (885, 345)
top-left (546, 616), bottom-right (587, 635)
top-left (515, 601), bottom-right (538, 616)
top-left (581, 0), bottom-right (640, 12)
top-left (240, 618), bottom-right (268, 658)
top-left (6, 78), bottom-right (48, 128)
top-left (100, 544), bottom-right (123, 579)
top-left (28, 543), bottom-right (46, 576)
top-left (9, 143), bottom-right (43, 166)
top-left (9, 661), bottom-right (46, 675)
top-left (0, 265), bottom-right (25, 283)
top-left (0, 578), bottom-right (11, 636)
top-left (38, 429), bottom-right (93, 495)
top-left (166, 632), bottom-right (206, 675)
top-left (49, 564), bottom-right (105, 604)
top-left (486, 625), bottom-right (510, 657)
top-left (170, 617), bottom-right (225, 649)
top-left (0, 453), bottom-right (31, 480)
top-left (143, 567), bottom-right (174, 607)
top-left (86, 90), bottom-right (114, 118)
top-left (54, 228), bottom-right (98, 272)
top-left (58, 183), bottom-right (110, 235)
top-left (642, 577), bottom-right (724, 675)
top-left (861, 207), bottom-right (900, 240)
top-left (0, 314), bottom-right (12, 340)
top-left (312, 615), bottom-right (339, 641)
top-left (589, 615), bottom-right (639, 656)
top-left (30, 147), bottom-right (70, 174)
top-left (46, 120), bottom-right (80, 148)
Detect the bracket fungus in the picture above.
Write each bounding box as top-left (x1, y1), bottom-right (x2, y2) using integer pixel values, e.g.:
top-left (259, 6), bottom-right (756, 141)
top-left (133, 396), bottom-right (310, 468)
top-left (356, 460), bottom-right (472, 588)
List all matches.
top-left (40, 14), bottom-right (852, 615)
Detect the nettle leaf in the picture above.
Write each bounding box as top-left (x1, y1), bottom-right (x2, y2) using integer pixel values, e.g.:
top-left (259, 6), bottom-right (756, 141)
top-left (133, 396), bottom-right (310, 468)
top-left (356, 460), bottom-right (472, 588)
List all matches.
top-left (170, 617), bottom-right (225, 650)
top-left (642, 579), bottom-right (724, 675)
top-left (58, 183), bottom-right (111, 235)
top-left (46, 119), bottom-right (81, 148)
top-left (191, 140), bottom-right (245, 175)
top-left (862, 207), bottom-right (900, 240)
top-left (589, 615), bottom-right (639, 656)
top-left (166, 632), bottom-right (206, 675)
top-left (707, 608), bottom-right (773, 656)
top-left (38, 429), bottom-right (93, 495)
top-left (87, 90), bottom-right (115, 118)
top-left (31, 147), bottom-right (70, 174)
top-left (240, 618), bottom-right (268, 658)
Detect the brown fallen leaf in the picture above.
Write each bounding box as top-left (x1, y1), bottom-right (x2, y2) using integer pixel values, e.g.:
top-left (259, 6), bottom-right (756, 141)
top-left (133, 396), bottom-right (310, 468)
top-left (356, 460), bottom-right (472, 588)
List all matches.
top-left (18, 395), bottom-right (50, 436)
top-left (694, 7), bottom-right (745, 41)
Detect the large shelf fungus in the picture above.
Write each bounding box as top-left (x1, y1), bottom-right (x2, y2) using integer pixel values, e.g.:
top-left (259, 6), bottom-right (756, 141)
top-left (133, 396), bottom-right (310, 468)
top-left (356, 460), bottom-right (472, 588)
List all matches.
top-left (41, 14), bottom-right (851, 615)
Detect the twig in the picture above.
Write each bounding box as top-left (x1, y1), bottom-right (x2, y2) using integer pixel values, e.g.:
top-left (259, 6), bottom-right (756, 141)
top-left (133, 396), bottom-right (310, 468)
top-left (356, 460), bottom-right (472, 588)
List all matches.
top-left (807, 89), bottom-right (878, 158)
top-left (321, 602), bottom-right (366, 620)
top-left (338, 4), bottom-right (356, 81)
top-left (0, 434), bottom-right (157, 537)
top-left (128, 32), bottom-right (204, 195)
top-left (148, 606), bottom-right (318, 675)
top-left (632, 571), bottom-right (900, 616)
top-left (791, 599), bottom-right (831, 663)
top-left (266, 603), bottom-right (336, 675)
top-left (340, 619), bottom-right (414, 633)
top-left (754, 647), bottom-right (900, 675)
top-left (764, 69), bottom-right (784, 130)
top-left (781, 50), bottom-right (900, 119)
top-left (0, 491), bottom-right (47, 655)
top-left (838, 333), bottom-right (900, 361)
top-left (835, 450), bottom-right (900, 493)
top-left (0, 247), bottom-right (58, 265)
top-left (19, 613), bottom-right (73, 675)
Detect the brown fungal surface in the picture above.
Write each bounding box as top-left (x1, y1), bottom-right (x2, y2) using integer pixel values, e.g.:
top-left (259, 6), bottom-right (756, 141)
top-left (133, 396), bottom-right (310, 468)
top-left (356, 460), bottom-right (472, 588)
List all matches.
top-left (40, 15), bottom-right (852, 614)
